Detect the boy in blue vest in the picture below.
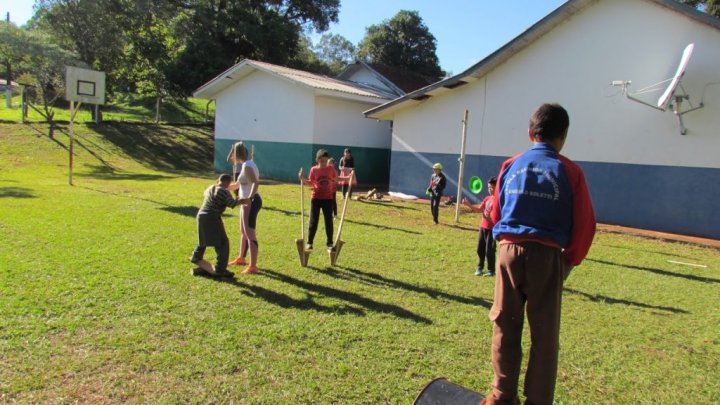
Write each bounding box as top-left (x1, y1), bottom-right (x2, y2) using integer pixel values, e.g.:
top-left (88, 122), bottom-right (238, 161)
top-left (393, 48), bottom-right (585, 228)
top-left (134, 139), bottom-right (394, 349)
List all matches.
top-left (482, 103), bottom-right (596, 405)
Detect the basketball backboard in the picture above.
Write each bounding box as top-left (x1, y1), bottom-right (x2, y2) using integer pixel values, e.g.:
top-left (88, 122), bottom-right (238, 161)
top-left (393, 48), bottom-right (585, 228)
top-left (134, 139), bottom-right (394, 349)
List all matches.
top-left (65, 66), bottom-right (106, 105)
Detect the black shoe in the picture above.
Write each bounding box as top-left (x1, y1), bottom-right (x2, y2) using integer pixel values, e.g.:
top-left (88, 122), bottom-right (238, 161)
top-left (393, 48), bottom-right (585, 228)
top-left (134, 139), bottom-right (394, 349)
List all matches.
top-left (189, 256), bottom-right (201, 264)
top-left (214, 269), bottom-right (235, 278)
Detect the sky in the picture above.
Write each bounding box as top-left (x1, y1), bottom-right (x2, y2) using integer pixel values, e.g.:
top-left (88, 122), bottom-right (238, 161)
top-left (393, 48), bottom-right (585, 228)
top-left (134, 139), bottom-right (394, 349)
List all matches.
top-left (1, 0), bottom-right (568, 75)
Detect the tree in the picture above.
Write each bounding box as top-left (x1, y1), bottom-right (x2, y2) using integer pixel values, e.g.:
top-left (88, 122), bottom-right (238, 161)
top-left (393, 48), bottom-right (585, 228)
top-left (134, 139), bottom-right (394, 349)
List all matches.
top-left (313, 33), bottom-right (355, 75)
top-left (356, 10), bottom-right (443, 79)
top-left (288, 34), bottom-right (335, 76)
top-left (167, 0), bottom-right (340, 94)
top-left (680, 0), bottom-right (720, 17)
top-left (33, 0), bottom-right (132, 93)
top-left (120, 1), bottom-right (186, 122)
top-left (0, 21), bottom-right (79, 137)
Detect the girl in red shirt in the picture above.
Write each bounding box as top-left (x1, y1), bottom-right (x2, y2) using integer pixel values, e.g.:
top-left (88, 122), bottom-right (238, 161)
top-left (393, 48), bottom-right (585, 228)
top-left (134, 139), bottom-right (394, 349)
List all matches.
top-left (299, 149), bottom-right (352, 251)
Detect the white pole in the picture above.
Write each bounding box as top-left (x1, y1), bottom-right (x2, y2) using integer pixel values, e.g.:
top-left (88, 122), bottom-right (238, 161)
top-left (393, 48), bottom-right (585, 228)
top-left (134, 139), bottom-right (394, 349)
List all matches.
top-left (69, 101), bottom-right (75, 185)
top-left (455, 109), bottom-right (469, 223)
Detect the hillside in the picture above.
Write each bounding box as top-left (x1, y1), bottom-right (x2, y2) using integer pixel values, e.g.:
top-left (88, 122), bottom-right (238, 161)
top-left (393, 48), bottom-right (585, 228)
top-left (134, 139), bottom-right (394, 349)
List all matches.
top-left (0, 122), bottom-right (215, 176)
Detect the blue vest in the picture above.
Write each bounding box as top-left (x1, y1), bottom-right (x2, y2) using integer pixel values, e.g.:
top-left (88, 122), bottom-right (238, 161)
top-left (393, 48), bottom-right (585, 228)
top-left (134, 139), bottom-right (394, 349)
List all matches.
top-left (493, 143), bottom-right (573, 247)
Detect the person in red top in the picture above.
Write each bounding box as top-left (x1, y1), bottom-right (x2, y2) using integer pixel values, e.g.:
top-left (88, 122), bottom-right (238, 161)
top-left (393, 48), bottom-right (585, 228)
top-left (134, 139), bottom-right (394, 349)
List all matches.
top-left (462, 176), bottom-right (498, 277)
top-left (482, 103), bottom-right (596, 405)
top-left (299, 149), bottom-right (351, 252)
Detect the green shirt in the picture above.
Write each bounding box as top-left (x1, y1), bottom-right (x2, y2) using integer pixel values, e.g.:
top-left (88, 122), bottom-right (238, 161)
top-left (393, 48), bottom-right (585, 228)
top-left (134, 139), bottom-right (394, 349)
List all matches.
top-left (198, 185), bottom-right (238, 215)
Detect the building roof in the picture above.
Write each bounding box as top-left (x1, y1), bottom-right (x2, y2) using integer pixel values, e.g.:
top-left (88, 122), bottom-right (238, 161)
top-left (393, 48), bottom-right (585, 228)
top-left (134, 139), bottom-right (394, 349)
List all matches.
top-left (193, 59), bottom-right (395, 102)
top-left (336, 61), bottom-right (439, 97)
top-left (365, 0), bottom-right (720, 119)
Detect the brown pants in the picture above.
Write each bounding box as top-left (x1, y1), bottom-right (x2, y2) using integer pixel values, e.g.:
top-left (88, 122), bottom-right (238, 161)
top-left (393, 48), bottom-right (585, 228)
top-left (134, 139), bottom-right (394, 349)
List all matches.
top-left (489, 242), bottom-right (565, 405)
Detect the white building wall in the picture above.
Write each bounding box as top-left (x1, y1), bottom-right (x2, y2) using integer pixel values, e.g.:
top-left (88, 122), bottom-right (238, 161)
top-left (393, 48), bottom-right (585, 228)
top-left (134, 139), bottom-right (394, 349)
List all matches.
top-left (314, 96), bottom-right (392, 149)
top-left (392, 0), bottom-right (720, 169)
top-left (214, 71), bottom-right (315, 142)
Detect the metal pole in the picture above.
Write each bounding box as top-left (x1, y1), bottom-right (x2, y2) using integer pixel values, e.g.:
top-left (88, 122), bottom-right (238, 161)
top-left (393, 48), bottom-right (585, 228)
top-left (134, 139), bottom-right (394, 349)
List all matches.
top-left (454, 109), bottom-right (469, 223)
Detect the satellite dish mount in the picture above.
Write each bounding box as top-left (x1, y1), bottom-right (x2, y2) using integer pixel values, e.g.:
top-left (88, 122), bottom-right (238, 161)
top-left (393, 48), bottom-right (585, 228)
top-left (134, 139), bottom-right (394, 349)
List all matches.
top-left (612, 43), bottom-right (703, 135)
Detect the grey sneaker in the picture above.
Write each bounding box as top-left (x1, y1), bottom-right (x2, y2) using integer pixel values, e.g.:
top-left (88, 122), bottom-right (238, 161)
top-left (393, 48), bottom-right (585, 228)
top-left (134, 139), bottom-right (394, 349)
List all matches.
top-left (306, 243), bottom-right (313, 251)
top-left (482, 271), bottom-right (495, 277)
top-left (474, 267), bottom-right (483, 276)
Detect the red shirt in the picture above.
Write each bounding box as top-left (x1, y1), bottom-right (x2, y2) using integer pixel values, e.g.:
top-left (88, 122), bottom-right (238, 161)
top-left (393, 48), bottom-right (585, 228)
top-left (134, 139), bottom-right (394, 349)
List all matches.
top-left (309, 165), bottom-right (337, 200)
top-left (478, 195), bottom-right (496, 230)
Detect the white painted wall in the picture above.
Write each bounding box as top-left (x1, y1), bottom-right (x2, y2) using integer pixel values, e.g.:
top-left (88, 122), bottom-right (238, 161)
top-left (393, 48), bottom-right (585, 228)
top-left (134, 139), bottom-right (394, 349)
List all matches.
top-left (391, 0), bottom-right (720, 169)
top-left (214, 70), bottom-right (315, 142)
top-left (314, 96), bottom-right (392, 148)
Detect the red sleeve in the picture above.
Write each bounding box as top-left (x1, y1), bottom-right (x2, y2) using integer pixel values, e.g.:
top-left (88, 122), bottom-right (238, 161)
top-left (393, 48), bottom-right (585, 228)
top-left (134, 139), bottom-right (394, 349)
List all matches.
top-left (560, 156), bottom-right (596, 266)
top-left (309, 167), bottom-right (317, 186)
top-left (490, 158), bottom-right (514, 225)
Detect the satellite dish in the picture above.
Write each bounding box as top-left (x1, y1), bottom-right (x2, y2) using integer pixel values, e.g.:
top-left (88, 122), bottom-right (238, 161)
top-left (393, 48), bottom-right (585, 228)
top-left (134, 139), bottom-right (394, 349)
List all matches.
top-left (657, 43), bottom-right (694, 111)
top-left (612, 43), bottom-right (704, 135)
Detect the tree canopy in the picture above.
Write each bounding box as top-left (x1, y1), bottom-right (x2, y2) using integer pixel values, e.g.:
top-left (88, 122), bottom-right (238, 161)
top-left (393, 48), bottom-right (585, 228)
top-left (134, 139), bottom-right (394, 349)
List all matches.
top-left (30, 0), bottom-right (341, 95)
top-left (356, 10), bottom-right (443, 80)
top-left (681, 0), bottom-right (720, 17)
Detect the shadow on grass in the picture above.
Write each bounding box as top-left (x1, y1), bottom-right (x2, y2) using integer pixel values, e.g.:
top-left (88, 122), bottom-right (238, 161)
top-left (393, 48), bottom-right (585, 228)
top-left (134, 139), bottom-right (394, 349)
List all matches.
top-left (329, 266), bottom-right (491, 309)
top-left (53, 126), bottom-right (115, 169)
top-left (260, 269), bottom-right (432, 324)
top-left (564, 287), bottom-right (689, 314)
top-left (79, 186), bottom-right (201, 218)
top-left (26, 123), bottom-right (68, 150)
top-left (587, 258), bottom-right (719, 284)
top-left (262, 206), bottom-right (421, 235)
top-left (77, 164), bottom-right (176, 181)
top-left (444, 223), bottom-right (480, 232)
top-left (89, 122), bottom-right (213, 172)
top-left (202, 273), bottom-right (366, 316)
top-left (158, 206), bottom-right (198, 218)
top-left (601, 244), bottom-right (697, 260)
top-left (0, 187), bottom-right (37, 198)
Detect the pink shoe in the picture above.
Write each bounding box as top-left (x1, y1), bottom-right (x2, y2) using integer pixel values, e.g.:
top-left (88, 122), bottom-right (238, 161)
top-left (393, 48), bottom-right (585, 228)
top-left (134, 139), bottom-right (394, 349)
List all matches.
top-left (229, 256), bottom-right (247, 266)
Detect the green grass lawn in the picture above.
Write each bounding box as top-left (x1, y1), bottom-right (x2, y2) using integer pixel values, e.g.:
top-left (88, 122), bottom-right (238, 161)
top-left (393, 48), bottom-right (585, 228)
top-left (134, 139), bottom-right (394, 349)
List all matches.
top-left (0, 93), bottom-right (213, 124)
top-left (1, 122), bottom-right (718, 404)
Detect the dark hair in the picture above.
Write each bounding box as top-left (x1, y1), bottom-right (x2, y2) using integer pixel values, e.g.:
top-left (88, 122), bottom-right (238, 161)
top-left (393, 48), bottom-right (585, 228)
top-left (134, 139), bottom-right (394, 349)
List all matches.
top-left (529, 103), bottom-right (569, 141)
top-left (316, 149), bottom-right (330, 159)
top-left (344, 148), bottom-right (352, 154)
top-left (488, 176), bottom-right (497, 185)
top-left (218, 173), bottom-right (233, 184)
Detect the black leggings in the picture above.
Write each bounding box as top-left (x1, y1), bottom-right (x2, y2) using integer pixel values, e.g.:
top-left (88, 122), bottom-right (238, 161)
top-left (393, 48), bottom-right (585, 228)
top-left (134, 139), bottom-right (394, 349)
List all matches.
top-left (342, 184), bottom-right (353, 199)
top-left (308, 198), bottom-right (334, 246)
top-left (477, 227), bottom-right (496, 270)
top-left (430, 194), bottom-right (442, 224)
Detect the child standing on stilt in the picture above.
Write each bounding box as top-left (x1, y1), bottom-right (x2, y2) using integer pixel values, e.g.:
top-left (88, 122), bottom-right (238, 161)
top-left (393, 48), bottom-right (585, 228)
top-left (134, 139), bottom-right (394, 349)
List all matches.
top-left (299, 149), bottom-right (351, 252)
